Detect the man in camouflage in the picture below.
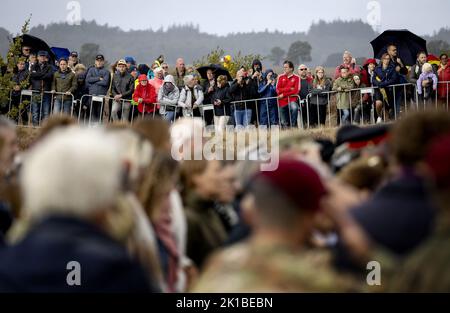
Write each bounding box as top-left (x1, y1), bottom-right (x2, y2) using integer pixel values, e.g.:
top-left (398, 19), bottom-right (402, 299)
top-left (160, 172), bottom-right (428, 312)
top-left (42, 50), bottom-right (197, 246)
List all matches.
top-left (193, 159), bottom-right (364, 292)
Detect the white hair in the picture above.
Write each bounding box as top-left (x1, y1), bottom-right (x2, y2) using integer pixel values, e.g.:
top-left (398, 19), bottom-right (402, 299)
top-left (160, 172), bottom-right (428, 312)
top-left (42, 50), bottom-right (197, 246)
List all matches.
top-left (21, 127), bottom-right (125, 220)
top-left (183, 75), bottom-right (194, 85)
top-left (422, 63), bottom-right (433, 73)
top-left (110, 129), bottom-right (153, 185)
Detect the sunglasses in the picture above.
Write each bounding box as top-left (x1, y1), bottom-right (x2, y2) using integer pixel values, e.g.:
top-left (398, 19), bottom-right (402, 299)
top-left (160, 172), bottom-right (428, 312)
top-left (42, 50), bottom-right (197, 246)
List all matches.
top-left (299, 68), bottom-right (307, 71)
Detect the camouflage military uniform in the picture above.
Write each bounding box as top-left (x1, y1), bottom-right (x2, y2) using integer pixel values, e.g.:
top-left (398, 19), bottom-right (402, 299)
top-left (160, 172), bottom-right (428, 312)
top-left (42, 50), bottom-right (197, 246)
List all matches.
top-left (192, 241), bottom-right (366, 292)
top-left (388, 227), bottom-right (450, 292)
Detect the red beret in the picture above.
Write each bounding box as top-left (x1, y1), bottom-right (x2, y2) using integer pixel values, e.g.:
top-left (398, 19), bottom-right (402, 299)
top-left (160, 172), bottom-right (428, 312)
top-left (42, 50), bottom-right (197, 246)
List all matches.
top-left (256, 158), bottom-right (326, 212)
top-left (426, 132), bottom-right (450, 189)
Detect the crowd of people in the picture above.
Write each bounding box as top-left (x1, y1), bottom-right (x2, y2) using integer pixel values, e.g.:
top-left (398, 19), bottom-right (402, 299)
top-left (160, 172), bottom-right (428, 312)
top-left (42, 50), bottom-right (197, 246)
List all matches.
top-left (0, 107), bottom-right (449, 292)
top-left (7, 44), bottom-right (450, 129)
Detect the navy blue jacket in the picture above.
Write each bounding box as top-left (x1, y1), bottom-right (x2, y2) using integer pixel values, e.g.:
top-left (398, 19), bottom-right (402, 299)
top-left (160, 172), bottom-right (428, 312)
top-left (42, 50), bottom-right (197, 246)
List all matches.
top-left (0, 216), bottom-right (158, 292)
top-left (372, 65), bottom-right (399, 88)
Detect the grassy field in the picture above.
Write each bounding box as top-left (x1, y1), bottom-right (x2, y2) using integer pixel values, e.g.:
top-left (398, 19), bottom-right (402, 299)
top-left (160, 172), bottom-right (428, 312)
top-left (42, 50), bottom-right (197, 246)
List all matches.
top-left (16, 125), bottom-right (338, 151)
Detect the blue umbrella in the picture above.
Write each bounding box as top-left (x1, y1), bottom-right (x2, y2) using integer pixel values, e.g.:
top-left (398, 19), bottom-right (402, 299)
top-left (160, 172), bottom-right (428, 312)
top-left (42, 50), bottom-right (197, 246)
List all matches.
top-left (51, 47), bottom-right (71, 61)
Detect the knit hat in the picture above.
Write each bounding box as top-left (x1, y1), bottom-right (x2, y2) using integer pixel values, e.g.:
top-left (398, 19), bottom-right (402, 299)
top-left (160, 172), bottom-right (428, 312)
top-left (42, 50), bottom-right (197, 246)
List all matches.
top-left (254, 158), bottom-right (326, 212)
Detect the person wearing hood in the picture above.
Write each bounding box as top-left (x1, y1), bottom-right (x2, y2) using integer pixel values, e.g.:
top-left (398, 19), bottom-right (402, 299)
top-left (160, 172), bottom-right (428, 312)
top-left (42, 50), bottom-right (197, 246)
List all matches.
top-left (133, 74), bottom-right (157, 116)
top-left (257, 69), bottom-right (279, 126)
top-left (178, 75), bottom-right (204, 118)
top-left (51, 57), bottom-right (77, 115)
top-left (158, 75), bottom-right (180, 123)
top-left (111, 59), bottom-right (135, 122)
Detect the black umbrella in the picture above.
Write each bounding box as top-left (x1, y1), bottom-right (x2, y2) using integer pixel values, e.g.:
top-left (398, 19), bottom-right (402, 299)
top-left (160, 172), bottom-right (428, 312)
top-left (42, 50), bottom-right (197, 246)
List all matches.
top-left (370, 29), bottom-right (427, 66)
top-left (14, 34), bottom-right (56, 63)
top-left (197, 64), bottom-right (233, 81)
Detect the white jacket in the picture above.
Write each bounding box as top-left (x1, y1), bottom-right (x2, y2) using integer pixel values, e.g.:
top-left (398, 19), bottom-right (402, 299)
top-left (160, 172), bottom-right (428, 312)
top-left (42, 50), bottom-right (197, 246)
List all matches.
top-left (178, 85), bottom-right (204, 117)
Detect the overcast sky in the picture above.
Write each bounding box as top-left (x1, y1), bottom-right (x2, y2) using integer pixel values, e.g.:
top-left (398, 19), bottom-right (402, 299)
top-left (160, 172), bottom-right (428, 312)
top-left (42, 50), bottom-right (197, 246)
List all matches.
top-left (1, 0), bottom-right (449, 36)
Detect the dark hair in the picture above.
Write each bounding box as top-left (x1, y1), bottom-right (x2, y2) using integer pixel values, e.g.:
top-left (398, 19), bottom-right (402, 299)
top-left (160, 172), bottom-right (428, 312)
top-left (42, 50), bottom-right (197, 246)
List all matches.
top-left (440, 53), bottom-right (448, 60)
top-left (59, 57), bottom-right (68, 63)
top-left (387, 43), bottom-right (397, 49)
top-left (417, 51), bottom-right (427, 58)
top-left (283, 60), bottom-right (294, 70)
top-left (339, 65), bottom-right (349, 71)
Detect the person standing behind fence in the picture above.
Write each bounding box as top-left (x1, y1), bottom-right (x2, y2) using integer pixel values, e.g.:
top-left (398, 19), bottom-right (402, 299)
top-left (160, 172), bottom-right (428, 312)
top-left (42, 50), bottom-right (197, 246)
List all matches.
top-left (417, 63), bottom-right (438, 103)
top-left (29, 51), bottom-right (54, 127)
top-left (212, 75), bottom-right (232, 132)
top-left (229, 69), bottom-right (255, 128)
top-left (276, 61), bottom-right (300, 128)
top-left (334, 51), bottom-right (361, 79)
top-left (310, 66), bottom-right (332, 127)
top-left (409, 51), bottom-right (429, 86)
top-left (111, 59), bottom-right (135, 122)
top-left (51, 58), bottom-right (77, 116)
top-left (85, 54), bottom-right (111, 123)
top-left (201, 69), bottom-right (216, 126)
top-left (372, 53), bottom-right (399, 123)
top-left (178, 75), bottom-right (204, 118)
top-left (352, 74), bottom-right (370, 124)
top-left (437, 53), bottom-right (450, 102)
top-left (173, 58), bottom-right (187, 90)
top-left (11, 58), bottom-right (29, 123)
top-left (133, 75), bottom-right (157, 118)
top-left (333, 67), bottom-right (355, 125)
top-left (158, 75), bottom-right (180, 123)
top-left (257, 69), bottom-right (278, 127)
top-left (297, 65), bottom-right (313, 128)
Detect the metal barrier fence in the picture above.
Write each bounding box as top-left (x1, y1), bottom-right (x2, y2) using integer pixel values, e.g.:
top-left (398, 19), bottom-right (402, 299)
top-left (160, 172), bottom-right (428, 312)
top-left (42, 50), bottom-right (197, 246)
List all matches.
top-left (3, 81), bottom-right (450, 129)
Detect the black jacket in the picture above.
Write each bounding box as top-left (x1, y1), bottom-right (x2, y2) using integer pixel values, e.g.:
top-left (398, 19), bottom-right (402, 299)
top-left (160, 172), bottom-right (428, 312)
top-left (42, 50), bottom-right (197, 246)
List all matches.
top-left (211, 85), bottom-right (232, 116)
top-left (29, 62), bottom-right (54, 92)
top-left (229, 79), bottom-right (256, 110)
top-left (201, 80), bottom-right (216, 105)
top-left (0, 216), bottom-right (158, 292)
top-left (112, 72), bottom-right (135, 100)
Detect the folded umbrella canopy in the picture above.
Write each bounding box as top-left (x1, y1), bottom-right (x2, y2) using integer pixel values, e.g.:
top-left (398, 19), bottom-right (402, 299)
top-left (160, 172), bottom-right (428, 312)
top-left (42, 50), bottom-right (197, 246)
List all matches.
top-left (14, 34), bottom-right (56, 63)
top-left (196, 64), bottom-right (233, 81)
top-left (370, 29), bottom-right (427, 66)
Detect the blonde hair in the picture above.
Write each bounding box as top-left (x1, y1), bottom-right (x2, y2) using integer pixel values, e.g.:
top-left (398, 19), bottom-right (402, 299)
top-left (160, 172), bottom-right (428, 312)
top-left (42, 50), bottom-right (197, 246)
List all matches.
top-left (422, 62), bottom-right (433, 73)
top-left (217, 75), bottom-right (228, 85)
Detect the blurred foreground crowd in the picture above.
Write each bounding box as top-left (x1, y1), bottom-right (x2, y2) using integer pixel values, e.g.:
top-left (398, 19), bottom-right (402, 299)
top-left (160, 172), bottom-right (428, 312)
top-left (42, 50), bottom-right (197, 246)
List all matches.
top-left (0, 109), bottom-right (449, 292)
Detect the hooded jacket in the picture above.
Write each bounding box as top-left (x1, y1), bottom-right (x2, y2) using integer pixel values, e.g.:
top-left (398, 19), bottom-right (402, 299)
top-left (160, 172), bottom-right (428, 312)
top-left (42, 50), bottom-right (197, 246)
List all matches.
top-left (158, 75), bottom-right (180, 113)
top-left (133, 81), bottom-right (157, 113)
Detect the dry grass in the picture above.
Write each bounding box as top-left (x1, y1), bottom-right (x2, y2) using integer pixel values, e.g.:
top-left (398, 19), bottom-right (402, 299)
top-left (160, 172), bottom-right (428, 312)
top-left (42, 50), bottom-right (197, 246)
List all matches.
top-left (16, 125), bottom-right (338, 152)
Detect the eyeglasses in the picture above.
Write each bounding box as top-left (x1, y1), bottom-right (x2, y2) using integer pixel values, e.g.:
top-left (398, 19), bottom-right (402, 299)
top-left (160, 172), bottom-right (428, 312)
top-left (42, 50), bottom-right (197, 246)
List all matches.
top-left (162, 66), bottom-right (168, 69)
top-left (23, 48), bottom-right (30, 51)
top-left (299, 68), bottom-right (307, 71)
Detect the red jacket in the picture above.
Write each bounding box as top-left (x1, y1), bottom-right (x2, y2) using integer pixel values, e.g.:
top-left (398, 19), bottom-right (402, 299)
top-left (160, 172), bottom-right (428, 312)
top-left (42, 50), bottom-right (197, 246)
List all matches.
top-left (133, 83), bottom-right (157, 113)
top-left (438, 65), bottom-right (450, 99)
top-left (276, 73), bottom-right (300, 107)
